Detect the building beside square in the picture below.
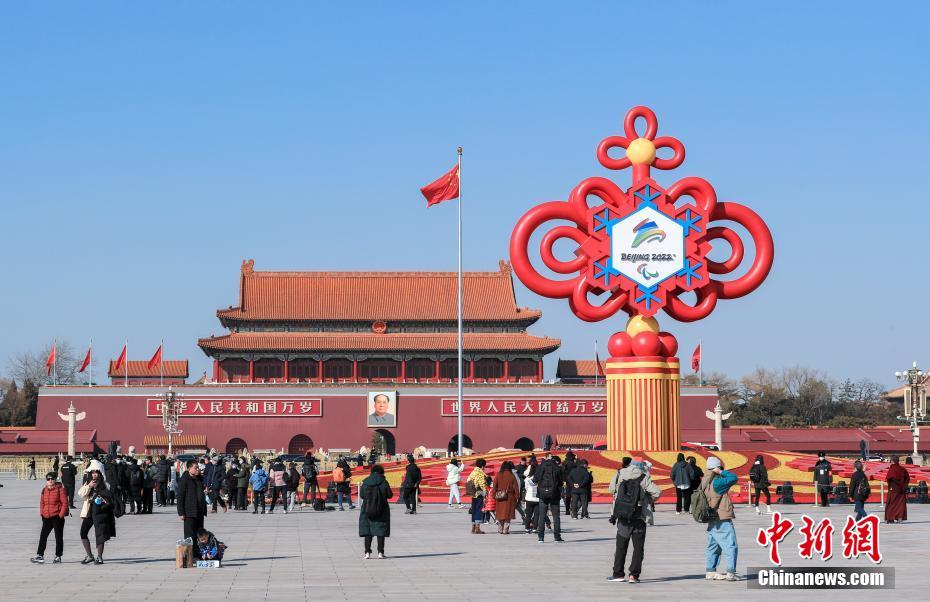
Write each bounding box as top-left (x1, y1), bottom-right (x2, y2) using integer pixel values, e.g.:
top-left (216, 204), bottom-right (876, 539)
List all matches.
top-left (107, 360), bottom-right (188, 386)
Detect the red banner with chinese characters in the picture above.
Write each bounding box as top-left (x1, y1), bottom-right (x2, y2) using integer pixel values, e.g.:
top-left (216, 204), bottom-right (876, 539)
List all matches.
top-left (146, 398), bottom-right (322, 418)
top-left (441, 398), bottom-right (605, 417)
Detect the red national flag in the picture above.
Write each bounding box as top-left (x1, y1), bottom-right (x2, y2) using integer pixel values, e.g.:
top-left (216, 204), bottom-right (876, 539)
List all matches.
top-left (147, 344), bottom-right (163, 370)
top-left (45, 344), bottom-right (57, 376)
top-left (420, 164), bottom-right (459, 207)
top-left (114, 344), bottom-right (127, 372)
top-left (594, 352), bottom-right (605, 377)
top-left (691, 343), bottom-right (701, 372)
top-left (78, 347), bottom-right (92, 373)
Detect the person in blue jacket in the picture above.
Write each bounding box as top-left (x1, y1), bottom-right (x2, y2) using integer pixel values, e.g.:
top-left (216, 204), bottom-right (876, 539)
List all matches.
top-left (196, 528), bottom-right (227, 561)
top-left (249, 464), bottom-right (269, 515)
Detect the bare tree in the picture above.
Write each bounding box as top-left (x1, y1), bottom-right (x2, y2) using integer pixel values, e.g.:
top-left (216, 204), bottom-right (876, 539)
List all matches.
top-left (7, 340), bottom-right (94, 386)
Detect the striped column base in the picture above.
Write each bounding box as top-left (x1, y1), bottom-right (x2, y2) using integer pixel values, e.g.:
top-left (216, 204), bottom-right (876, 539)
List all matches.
top-left (605, 356), bottom-right (680, 451)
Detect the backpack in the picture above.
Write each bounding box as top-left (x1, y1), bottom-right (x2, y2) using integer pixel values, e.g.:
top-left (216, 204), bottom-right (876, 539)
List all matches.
top-left (749, 464), bottom-right (761, 483)
top-left (691, 483), bottom-right (723, 523)
top-left (536, 463), bottom-right (557, 502)
top-left (855, 477), bottom-right (871, 500)
top-left (312, 497), bottom-right (326, 511)
top-left (611, 474), bottom-right (645, 522)
top-left (364, 482), bottom-right (387, 518)
top-left (465, 479), bottom-right (476, 497)
top-left (129, 468), bottom-right (143, 490)
top-left (333, 468), bottom-right (346, 483)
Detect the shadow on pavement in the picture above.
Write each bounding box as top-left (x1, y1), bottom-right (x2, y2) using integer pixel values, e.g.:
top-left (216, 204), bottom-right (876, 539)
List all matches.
top-left (383, 552), bottom-right (465, 559)
top-left (216, 556), bottom-right (298, 567)
top-left (637, 573), bottom-right (727, 584)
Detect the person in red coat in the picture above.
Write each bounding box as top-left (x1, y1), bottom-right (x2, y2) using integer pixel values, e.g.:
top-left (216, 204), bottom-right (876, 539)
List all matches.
top-left (31, 472), bottom-right (69, 563)
top-left (884, 456), bottom-right (910, 524)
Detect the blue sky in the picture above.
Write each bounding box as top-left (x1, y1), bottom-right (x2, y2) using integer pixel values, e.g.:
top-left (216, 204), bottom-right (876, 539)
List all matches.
top-left (1, 2), bottom-right (928, 388)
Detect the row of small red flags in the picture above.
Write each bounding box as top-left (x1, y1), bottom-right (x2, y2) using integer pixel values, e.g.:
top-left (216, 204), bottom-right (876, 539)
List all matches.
top-left (44, 342), bottom-right (162, 376)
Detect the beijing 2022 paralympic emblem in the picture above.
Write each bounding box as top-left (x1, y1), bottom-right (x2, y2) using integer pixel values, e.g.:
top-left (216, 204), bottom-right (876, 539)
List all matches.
top-left (511, 105), bottom-right (774, 324)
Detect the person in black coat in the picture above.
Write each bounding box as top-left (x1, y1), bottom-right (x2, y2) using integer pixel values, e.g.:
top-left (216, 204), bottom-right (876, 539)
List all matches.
top-left (813, 452), bottom-right (833, 507)
top-left (849, 460), bottom-right (869, 520)
top-left (359, 465), bottom-right (393, 559)
top-left (60, 457), bottom-right (78, 509)
top-left (687, 456), bottom-right (703, 490)
top-left (104, 458), bottom-right (119, 499)
top-left (225, 463), bottom-right (238, 511)
top-left (155, 456), bottom-right (170, 507)
top-left (749, 454), bottom-right (772, 514)
top-left (535, 456), bottom-right (563, 542)
top-left (78, 467), bottom-right (116, 565)
top-left (141, 459), bottom-right (155, 514)
top-left (567, 461), bottom-right (593, 519)
top-left (206, 457), bottom-right (227, 513)
top-left (561, 452), bottom-right (577, 516)
top-left (176, 460), bottom-right (207, 542)
top-left (401, 455), bottom-right (421, 514)
top-left (116, 458), bottom-right (129, 513)
top-left (126, 459), bottom-right (144, 514)
top-left (301, 457), bottom-right (318, 505)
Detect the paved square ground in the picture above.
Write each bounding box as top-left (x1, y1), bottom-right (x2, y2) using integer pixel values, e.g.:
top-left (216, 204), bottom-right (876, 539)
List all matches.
top-left (1, 476), bottom-right (927, 600)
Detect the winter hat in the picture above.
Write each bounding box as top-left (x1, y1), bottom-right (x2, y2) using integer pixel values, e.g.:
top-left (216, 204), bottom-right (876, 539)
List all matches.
top-left (706, 457), bottom-right (722, 470)
top-left (84, 459), bottom-right (107, 481)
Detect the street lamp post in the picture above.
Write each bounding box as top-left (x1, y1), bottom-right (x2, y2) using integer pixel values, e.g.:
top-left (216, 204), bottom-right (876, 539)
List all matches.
top-left (895, 362), bottom-right (928, 464)
top-left (160, 387), bottom-right (183, 456)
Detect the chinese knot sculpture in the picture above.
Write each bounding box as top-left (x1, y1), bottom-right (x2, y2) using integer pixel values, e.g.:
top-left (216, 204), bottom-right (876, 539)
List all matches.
top-left (510, 106), bottom-right (773, 450)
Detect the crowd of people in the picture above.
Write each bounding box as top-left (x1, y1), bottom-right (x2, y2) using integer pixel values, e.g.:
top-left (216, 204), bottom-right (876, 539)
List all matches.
top-left (27, 452), bottom-right (326, 565)
top-left (22, 448), bottom-right (918, 582)
top-left (458, 452), bottom-right (599, 538)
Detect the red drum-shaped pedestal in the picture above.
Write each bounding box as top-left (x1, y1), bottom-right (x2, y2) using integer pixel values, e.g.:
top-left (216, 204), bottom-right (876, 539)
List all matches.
top-left (605, 356), bottom-right (680, 451)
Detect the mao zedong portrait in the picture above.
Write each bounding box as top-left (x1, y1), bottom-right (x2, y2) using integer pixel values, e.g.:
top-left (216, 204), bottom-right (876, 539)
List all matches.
top-left (368, 393), bottom-right (396, 426)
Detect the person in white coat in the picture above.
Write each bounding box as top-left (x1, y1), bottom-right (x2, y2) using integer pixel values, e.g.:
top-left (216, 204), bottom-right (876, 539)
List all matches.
top-left (446, 458), bottom-right (464, 508)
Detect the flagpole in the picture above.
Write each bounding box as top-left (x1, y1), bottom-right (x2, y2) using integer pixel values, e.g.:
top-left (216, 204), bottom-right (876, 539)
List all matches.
top-left (125, 339), bottom-right (129, 388)
top-left (456, 146), bottom-right (464, 456)
top-left (88, 337), bottom-right (92, 387)
top-left (53, 339), bottom-right (57, 387)
top-left (594, 339), bottom-right (598, 387)
top-left (160, 338), bottom-right (164, 387)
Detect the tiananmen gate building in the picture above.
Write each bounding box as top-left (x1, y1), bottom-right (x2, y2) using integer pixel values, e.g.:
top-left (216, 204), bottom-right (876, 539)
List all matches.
top-left (198, 259), bottom-right (559, 385)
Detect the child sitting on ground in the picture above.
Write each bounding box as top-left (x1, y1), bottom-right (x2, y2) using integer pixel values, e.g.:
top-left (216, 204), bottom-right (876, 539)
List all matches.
top-left (196, 528), bottom-right (227, 561)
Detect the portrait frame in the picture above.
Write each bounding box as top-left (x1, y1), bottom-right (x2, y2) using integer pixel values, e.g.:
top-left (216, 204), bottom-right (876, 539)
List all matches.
top-left (367, 391), bottom-right (397, 428)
